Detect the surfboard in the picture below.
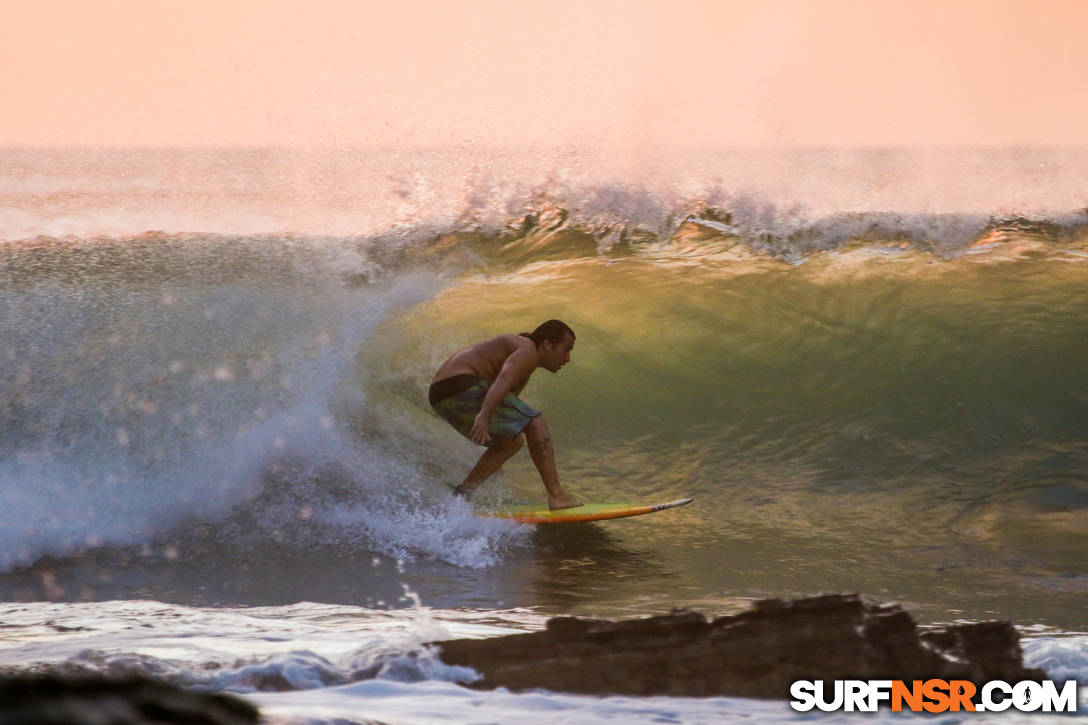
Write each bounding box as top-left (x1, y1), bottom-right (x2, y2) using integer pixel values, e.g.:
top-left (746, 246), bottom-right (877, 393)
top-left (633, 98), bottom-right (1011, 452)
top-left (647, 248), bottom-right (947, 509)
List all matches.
top-left (481, 498), bottom-right (695, 524)
top-left (444, 483), bottom-right (694, 523)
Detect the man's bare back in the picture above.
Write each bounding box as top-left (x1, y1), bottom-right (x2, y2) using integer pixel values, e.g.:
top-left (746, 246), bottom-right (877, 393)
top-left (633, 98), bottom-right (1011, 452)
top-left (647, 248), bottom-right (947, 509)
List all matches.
top-left (431, 334), bottom-right (535, 395)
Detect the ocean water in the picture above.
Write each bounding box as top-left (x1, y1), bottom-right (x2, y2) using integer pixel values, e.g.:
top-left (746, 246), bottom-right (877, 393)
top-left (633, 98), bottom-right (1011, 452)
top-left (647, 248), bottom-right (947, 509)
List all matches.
top-left (0, 147), bottom-right (1086, 722)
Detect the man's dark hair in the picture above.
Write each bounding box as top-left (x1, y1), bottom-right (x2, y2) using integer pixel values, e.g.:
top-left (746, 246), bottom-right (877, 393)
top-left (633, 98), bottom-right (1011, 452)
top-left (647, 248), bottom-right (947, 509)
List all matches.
top-left (520, 319), bottom-right (575, 347)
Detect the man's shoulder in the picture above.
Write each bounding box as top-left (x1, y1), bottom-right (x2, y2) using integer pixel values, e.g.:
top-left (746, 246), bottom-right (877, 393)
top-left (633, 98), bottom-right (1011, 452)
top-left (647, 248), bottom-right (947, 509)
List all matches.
top-left (506, 332), bottom-right (534, 345)
top-left (487, 333), bottom-right (533, 350)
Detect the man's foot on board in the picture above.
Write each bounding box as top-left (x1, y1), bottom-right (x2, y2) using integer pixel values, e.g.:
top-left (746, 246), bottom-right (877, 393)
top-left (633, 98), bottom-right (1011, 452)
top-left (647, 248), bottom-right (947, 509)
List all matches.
top-left (548, 492), bottom-right (583, 510)
top-left (452, 484), bottom-right (473, 500)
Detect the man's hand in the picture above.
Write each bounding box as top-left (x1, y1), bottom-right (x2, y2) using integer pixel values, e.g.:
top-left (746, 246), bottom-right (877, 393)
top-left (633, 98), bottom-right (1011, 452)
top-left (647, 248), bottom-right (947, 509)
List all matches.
top-left (469, 412), bottom-right (492, 446)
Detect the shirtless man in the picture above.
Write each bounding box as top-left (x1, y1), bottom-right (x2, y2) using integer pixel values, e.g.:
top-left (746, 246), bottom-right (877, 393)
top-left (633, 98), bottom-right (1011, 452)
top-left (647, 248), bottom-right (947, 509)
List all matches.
top-left (429, 319), bottom-right (583, 510)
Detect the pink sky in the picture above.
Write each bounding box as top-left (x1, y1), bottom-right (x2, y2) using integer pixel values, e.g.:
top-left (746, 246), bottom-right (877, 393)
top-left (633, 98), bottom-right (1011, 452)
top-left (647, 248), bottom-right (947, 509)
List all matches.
top-left (3, 0), bottom-right (1087, 148)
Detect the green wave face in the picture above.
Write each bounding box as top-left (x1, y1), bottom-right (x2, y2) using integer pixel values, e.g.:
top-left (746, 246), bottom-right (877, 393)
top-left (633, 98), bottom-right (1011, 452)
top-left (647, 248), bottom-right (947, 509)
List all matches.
top-left (374, 245), bottom-right (1088, 626)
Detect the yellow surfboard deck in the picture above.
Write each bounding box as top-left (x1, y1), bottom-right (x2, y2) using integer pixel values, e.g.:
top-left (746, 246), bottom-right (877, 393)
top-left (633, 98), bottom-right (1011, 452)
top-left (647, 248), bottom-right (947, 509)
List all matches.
top-left (480, 498), bottom-right (694, 524)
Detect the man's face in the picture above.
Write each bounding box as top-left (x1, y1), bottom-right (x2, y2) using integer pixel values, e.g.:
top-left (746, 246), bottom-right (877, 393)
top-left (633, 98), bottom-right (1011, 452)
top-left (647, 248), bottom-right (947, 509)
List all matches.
top-left (542, 333), bottom-right (575, 373)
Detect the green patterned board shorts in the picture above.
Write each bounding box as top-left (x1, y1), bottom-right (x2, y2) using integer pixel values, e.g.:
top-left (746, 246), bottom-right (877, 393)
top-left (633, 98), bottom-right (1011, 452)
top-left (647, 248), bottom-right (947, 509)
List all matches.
top-left (429, 375), bottom-right (540, 446)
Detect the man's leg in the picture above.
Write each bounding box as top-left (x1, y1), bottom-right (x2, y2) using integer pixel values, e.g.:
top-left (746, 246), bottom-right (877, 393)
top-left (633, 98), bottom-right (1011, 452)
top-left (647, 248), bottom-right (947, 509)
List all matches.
top-left (524, 415), bottom-right (582, 510)
top-left (455, 435), bottom-right (524, 497)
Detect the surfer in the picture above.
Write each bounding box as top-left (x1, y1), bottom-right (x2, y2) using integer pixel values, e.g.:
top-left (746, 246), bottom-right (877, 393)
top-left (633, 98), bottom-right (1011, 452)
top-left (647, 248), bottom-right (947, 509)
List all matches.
top-left (429, 319), bottom-right (583, 510)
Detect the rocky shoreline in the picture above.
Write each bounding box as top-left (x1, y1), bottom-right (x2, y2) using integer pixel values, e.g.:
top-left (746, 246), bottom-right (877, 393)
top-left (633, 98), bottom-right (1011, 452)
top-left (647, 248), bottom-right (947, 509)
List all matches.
top-left (433, 593), bottom-right (1044, 699)
top-left (0, 674), bottom-right (259, 725)
top-left (0, 594), bottom-right (1046, 722)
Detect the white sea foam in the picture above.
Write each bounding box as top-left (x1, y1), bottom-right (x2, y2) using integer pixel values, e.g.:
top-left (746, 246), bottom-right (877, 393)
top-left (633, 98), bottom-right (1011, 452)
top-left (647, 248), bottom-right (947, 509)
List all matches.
top-left (319, 496), bottom-right (528, 569)
top-left (249, 679), bottom-right (813, 725)
top-left (1023, 636), bottom-right (1088, 682)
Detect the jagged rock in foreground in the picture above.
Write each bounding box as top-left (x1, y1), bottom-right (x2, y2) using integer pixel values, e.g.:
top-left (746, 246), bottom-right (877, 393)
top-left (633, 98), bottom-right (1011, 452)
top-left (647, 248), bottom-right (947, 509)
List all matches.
top-left (0, 674), bottom-right (259, 725)
top-left (434, 593), bottom-right (1045, 699)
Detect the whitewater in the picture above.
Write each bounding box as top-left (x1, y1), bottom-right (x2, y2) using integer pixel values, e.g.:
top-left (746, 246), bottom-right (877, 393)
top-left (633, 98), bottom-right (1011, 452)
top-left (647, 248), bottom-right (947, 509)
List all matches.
top-left (1, 146), bottom-right (1086, 722)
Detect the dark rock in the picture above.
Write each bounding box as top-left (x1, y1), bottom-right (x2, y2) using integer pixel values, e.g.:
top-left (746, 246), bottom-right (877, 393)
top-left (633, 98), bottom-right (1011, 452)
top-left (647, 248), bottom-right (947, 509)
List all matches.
top-left (433, 593), bottom-right (1044, 699)
top-left (0, 674), bottom-right (259, 725)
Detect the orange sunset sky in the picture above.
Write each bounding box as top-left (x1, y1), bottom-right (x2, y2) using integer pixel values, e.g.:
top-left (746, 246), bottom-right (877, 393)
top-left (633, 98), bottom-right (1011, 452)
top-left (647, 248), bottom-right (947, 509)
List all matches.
top-left (2, 0), bottom-right (1087, 148)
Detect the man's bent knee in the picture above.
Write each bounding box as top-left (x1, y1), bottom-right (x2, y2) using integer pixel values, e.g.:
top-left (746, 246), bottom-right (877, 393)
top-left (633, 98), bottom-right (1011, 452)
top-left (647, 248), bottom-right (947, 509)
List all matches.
top-left (490, 434), bottom-right (524, 453)
top-left (526, 415), bottom-right (548, 436)
top-left (525, 416), bottom-right (552, 452)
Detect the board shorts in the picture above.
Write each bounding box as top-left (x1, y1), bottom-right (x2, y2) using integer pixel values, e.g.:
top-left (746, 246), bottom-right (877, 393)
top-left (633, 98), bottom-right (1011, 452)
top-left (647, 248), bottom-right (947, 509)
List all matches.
top-left (429, 374), bottom-right (540, 446)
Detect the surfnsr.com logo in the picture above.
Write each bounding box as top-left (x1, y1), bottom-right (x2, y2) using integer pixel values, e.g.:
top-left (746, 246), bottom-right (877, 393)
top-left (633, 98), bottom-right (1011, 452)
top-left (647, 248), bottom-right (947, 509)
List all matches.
top-left (789, 679), bottom-right (1079, 713)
